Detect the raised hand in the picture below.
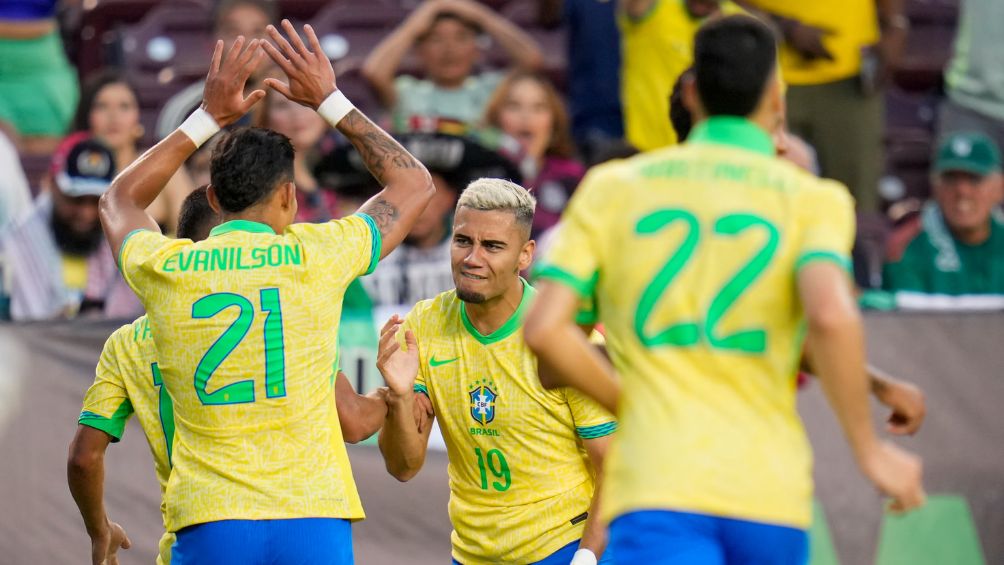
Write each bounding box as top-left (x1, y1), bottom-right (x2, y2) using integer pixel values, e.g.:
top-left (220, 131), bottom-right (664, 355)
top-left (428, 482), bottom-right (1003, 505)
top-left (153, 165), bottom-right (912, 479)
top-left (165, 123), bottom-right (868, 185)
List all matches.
top-left (376, 315), bottom-right (420, 397)
top-left (262, 20), bottom-right (337, 109)
top-left (201, 36), bottom-right (267, 126)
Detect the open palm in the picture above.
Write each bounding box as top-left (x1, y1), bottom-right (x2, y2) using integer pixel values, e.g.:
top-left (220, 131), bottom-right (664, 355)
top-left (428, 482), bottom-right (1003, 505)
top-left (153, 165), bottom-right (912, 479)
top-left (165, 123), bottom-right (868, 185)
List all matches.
top-left (377, 316), bottom-right (420, 396)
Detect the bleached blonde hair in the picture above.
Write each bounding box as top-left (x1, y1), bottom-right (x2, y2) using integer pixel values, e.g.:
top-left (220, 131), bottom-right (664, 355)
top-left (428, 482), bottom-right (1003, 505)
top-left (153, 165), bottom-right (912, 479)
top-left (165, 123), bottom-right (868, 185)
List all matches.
top-left (456, 178), bottom-right (536, 233)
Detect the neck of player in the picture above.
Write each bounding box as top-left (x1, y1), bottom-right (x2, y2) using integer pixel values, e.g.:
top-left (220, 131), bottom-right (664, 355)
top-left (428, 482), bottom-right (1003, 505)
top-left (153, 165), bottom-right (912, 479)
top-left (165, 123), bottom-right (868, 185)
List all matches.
top-left (465, 276), bottom-right (525, 336)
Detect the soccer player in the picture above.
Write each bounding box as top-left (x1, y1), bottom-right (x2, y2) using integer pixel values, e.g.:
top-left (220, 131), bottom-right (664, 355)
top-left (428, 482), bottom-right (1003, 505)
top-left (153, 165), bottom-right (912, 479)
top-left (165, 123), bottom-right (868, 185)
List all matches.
top-left (68, 188), bottom-right (393, 565)
top-left (669, 66), bottom-right (927, 435)
top-left (525, 15), bottom-right (925, 563)
top-left (97, 22), bottom-right (433, 564)
top-left (377, 179), bottom-right (615, 565)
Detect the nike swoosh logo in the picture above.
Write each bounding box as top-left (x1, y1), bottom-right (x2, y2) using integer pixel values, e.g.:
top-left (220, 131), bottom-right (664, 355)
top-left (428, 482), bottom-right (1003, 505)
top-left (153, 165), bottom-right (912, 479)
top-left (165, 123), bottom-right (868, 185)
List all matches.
top-left (430, 356), bottom-right (460, 367)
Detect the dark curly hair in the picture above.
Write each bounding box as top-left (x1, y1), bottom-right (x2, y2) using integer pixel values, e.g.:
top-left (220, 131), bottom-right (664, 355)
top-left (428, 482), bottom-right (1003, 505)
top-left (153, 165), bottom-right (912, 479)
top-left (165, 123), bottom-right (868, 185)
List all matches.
top-left (209, 127), bottom-right (295, 213)
top-left (177, 186), bottom-right (218, 241)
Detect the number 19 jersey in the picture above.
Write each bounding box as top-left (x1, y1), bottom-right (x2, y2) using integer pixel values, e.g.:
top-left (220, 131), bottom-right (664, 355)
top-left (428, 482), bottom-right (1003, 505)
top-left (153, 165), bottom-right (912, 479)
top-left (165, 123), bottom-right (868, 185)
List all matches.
top-left (536, 117), bottom-right (856, 529)
top-left (404, 283), bottom-right (616, 564)
top-left (119, 215), bottom-right (380, 531)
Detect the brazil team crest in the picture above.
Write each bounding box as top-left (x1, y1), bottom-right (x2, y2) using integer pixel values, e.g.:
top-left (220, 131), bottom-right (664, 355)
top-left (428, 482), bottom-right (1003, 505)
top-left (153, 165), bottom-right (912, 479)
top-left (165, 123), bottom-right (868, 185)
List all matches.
top-left (468, 380), bottom-right (498, 426)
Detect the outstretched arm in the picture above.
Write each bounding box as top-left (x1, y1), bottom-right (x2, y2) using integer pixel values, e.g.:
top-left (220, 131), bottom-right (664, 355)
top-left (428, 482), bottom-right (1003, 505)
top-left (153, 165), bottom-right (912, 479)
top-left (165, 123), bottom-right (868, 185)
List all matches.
top-left (67, 425), bottom-right (132, 565)
top-left (335, 372), bottom-right (389, 443)
top-left (799, 262), bottom-right (925, 512)
top-left (264, 21), bottom-right (434, 260)
top-left (802, 352), bottom-right (927, 436)
top-left (524, 281), bottom-right (620, 413)
top-left (100, 37), bottom-right (266, 261)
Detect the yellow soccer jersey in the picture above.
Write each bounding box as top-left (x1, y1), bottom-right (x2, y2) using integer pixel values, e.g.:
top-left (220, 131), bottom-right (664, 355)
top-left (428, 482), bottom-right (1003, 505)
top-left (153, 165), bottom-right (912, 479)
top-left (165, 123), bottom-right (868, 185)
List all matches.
top-left (78, 316), bottom-right (175, 565)
top-left (118, 215), bottom-right (380, 531)
top-left (403, 282), bottom-right (616, 564)
top-left (535, 117), bottom-right (856, 529)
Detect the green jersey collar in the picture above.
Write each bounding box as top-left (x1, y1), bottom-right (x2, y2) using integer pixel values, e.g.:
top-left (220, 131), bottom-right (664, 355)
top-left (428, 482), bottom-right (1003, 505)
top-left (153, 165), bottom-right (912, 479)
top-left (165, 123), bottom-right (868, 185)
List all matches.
top-left (689, 116), bottom-right (775, 157)
top-left (461, 278), bottom-right (536, 345)
top-left (209, 220), bottom-right (277, 237)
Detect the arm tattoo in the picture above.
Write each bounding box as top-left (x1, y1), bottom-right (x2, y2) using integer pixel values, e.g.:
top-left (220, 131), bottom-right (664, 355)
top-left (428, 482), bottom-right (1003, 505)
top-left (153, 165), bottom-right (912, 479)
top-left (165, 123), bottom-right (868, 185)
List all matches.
top-left (359, 197), bottom-right (400, 237)
top-left (339, 110), bottom-right (421, 184)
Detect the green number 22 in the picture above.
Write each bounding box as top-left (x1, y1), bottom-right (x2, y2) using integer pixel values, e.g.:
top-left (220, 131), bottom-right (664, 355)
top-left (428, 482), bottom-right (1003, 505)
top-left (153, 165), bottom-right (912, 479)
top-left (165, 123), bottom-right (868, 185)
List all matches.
top-left (191, 288), bottom-right (287, 405)
top-left (634, 209), bottom-right (779, 354)
top-left (474, 447), bottom-right (511, 491)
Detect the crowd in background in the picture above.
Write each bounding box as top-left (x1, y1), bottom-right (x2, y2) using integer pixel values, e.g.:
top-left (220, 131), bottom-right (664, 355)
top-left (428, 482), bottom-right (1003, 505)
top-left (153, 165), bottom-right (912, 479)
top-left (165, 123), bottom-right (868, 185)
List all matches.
top-left (1, 0), bottom-right (1002, 323)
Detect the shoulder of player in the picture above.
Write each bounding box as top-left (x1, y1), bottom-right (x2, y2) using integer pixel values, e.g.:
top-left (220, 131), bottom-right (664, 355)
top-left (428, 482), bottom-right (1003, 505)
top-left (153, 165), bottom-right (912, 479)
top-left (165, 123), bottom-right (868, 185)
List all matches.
top-left (408, 290), bottom-right (461, 325)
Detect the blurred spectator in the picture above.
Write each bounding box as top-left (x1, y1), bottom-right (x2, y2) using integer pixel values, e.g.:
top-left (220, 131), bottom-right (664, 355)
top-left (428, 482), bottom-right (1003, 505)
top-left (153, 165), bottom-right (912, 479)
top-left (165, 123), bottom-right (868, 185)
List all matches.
top-left (744, 0), bottom-right (908, 213)
top-left (940, 0), bottom-right (1004, 157)
top-left (0, 134), bottom-right (141, 320)
top-left (0, 127), bottom-right (32, 231)
top-left (883, 132), bottom-right (1004, 295)
top-left (483, 70), bottom-right (584, 238)
top-left (254, 73), bottom-right (339, 223)
top-left (0, 0), bottom-right (79, 153)
top-left (75, 71), bottom-right (195, 233)
top-left (362, 0), bottom-right (542, 133)
top-left (155, 0), bottom-right (276, 138)
top-left (619, 0), bottom-right (742, 151)
top-left (558, 0), bottom-right (624, 160)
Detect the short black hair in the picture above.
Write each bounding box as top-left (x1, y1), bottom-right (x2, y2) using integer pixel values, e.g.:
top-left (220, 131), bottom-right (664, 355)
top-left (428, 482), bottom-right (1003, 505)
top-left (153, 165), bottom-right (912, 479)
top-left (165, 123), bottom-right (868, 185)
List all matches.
top-left (693, 15), bottom-right (778, 117)
top-left (209, 127), bottom-right (294, 213)
top-left (669, 67), bottom-right (695, 142)
top-left (177, 185), bottom-right (218, 241)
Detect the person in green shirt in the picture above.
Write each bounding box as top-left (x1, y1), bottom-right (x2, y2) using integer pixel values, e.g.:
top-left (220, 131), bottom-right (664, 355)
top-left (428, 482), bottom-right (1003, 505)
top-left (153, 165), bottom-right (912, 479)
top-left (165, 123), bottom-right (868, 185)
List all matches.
top-left (883, 132), bottom-right (1004, 295)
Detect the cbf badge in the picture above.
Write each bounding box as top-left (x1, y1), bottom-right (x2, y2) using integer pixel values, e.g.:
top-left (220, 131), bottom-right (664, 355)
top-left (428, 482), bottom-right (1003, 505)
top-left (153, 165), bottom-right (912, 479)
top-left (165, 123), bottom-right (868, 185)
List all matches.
top-left (468, 380), bottom-right (498, 426)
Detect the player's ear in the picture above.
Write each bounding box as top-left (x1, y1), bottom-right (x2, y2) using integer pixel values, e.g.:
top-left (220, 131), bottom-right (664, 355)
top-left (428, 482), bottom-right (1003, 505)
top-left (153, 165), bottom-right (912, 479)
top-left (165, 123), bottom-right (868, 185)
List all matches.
top-left (519, 238), bottom-right (535, 272)
top-left (682, 73), bottom-right (703, 122)
top-left (279, 181), bottom-right (295, 210)
top-left (206, 185), bottom-right (222, 214)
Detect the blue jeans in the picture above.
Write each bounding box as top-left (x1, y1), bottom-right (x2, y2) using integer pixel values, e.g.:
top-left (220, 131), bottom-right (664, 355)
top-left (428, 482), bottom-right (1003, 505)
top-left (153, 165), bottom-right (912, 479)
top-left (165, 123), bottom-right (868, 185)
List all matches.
top-left (173, 517), bottom-right (353, 565)
top-left (609, 510), bottom-right (808, 565)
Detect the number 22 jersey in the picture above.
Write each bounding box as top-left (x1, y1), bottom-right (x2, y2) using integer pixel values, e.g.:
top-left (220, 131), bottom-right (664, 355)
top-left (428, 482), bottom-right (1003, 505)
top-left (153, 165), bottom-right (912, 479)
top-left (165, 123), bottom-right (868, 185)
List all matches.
top-left (537, 117), bottom-right (856, 529)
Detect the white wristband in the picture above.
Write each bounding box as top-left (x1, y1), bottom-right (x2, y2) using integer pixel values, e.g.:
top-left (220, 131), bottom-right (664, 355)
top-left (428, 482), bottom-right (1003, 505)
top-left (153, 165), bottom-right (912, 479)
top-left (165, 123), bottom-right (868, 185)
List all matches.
top-left (317, 90), bottom-right (355, 127)
top-left (570, 548), bottom-right (597, 565)
top-left (179, 108), bottom-right (221, 148)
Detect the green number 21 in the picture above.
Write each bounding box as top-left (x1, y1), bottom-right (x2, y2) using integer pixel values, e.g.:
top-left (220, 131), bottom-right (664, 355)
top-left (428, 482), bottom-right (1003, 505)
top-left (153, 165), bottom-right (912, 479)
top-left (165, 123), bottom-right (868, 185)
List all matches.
top-left (191, 288), bottom-right (287, 405)
top-left (634, 209), bottom-right (779, 354)
top-left (474, 447), bottom-right (511, 491)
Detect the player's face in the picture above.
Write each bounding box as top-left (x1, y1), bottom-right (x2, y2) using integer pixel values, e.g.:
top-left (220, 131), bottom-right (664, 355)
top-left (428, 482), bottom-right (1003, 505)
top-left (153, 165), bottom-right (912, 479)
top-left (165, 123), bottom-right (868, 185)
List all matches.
top-left (89, 82), bottom-right (140, 153)
top-left (418, 19), bottom-right (479, 87)
top-left (265, 93), bottom-right (327, 153)
top-left (497, 77), bottom-right (554, 161)
top-left (451, 207), bottom-right (533, 304)
top-left (935, 171), bottom-right (1003, 235)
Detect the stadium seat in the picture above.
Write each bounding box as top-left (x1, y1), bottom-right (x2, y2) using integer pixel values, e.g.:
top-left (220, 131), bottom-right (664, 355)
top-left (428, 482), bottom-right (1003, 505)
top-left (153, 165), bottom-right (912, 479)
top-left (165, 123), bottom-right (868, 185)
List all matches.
top-left (885, 88), bottom-right (940, 136)
top-left (893, 23), bottom-right (956, 92)
top-left (905, 0), bottom-right (960, 25)
top-left (76, 0), bottom-right (163, 77)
